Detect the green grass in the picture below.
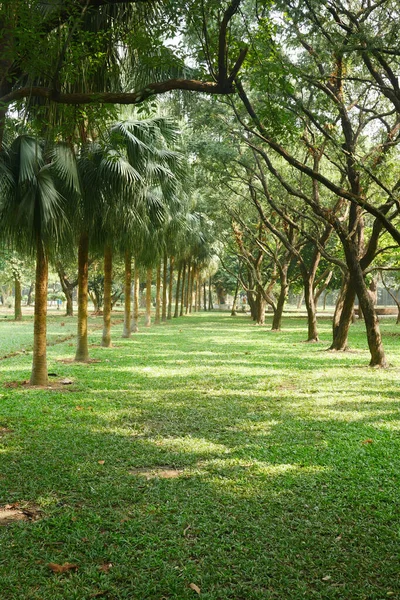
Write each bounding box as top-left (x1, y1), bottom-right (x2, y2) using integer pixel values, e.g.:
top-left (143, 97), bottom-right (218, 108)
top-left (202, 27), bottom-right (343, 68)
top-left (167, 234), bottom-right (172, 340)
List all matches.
top-left (0, 312), bottom-right (109, 359)
top-left (0, 311), bottom-right (399, 599)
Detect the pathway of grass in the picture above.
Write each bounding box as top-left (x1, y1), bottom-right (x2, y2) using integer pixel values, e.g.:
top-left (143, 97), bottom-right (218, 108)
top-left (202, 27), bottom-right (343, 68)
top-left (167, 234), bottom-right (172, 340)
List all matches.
top-left (0, 313), bottom-right (399, 599)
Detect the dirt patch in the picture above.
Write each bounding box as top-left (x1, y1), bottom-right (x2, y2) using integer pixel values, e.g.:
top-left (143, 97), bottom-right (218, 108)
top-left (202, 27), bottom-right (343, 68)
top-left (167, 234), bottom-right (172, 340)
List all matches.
top-left (57, 358), bottom-right (100, 364)
top-left (277, 382), bottom-right (297, 391)
top-left (0, 503), bottom-right (41, 526)
top-left (4, 379), bottom-right (76, 390)
top-left (0, 427), bottom-right (13, 436)
top-left (129, 467), bottom-right (184, 480)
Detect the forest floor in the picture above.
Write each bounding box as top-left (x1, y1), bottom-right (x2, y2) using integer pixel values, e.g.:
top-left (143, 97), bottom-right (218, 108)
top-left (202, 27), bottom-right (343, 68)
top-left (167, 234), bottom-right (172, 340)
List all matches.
top-left (0, 311), bottom-right (399, 599)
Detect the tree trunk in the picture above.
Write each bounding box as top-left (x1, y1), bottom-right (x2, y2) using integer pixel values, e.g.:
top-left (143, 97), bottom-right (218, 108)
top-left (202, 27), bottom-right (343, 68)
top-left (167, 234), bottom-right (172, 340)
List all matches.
top-left (304, 277), bottom-right (319, 342)
top-left (231, 277), bottom-right (240, 316)
top-left (162, 252), bottom-right (168, 322)
top-left (131, 263), bottom-right (139, 332)
top-left (208, 275), bottom-right (213, 309)
top-left (168, 256), bottom-right (174, 320)
top-left (14, 277), bottom-right (22, 321)
top-left (296, 292), bottom-right (304, 309)
top-left (330, 278), bottom-right (355, 351)
top-left (272, 269), bottom-right (288, 331)
top-left (255, 290), bottom-right (266, 325)
top-left (174, 261), bottom-right (182, 318)
top-left (188, 264), bottom-right (194, 313)
top-left (342, 239), bottom-right (386, 367)
top-left (65, 291), bottom-right (73, 316)
top-left (155, 263), bottom-right (161, 324)
top-left (203, 281), bottom-right (207, 311)
top-left (180, 261), bottom-right (186, 317)
top-left (122, 249), bottom-right (132, 338)
top-left (193, 269), bottom-right (198, 313)
top-left (26, 282), bottom-right (34, 306)
top-left (101, 245), bottom-right (112, 348)
top-left (75, 232), bottom-right (90, 362)
top-left (57, 264), bottom-right (75, 316)
top-left (145, 267), bottom-right (152, 327)
top-left (197, 271), bottom-right (202, 311)
top-left (185, 259), bottom-right (191, 314)
top-left (30, 238), bottom-right (48, 386)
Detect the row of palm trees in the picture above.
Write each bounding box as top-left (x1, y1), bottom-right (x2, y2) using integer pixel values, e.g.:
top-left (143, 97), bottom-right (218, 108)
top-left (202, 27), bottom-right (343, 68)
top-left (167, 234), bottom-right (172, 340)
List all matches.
top-left (0, 116), bottom-right (214, 386)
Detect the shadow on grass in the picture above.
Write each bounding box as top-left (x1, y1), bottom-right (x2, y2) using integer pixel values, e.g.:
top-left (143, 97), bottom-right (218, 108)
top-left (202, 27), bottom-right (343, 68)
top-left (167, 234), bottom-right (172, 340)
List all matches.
top-left (0, 313), bottom-right (399, 599)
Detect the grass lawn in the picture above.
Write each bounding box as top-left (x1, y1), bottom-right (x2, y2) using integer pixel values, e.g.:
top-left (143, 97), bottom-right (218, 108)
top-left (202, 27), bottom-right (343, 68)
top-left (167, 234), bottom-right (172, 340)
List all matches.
top-left (0, 311), bottom-right (399, 599)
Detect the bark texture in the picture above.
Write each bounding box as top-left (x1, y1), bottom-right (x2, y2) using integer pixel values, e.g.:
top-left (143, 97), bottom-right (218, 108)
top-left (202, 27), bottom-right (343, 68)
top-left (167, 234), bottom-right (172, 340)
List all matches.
top-left (122, 250), bottom-right (132, 338)
top-left (30, 238), bottom-right (48, 386)
top-left (145, 267), bottom-right (152, 327)
top-left (75, 232), bottom-right (89, 361)
top-left (101, 245), bottom-right (112, 347)
top-left (131, 264), bottom-right (139, 332)
top-left (14, 277), bottom-right (22, 321)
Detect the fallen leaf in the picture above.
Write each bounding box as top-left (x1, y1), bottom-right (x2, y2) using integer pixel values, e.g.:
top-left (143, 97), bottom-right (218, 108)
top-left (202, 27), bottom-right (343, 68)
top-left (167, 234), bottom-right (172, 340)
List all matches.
top-left (98, 460), bottom-right (105, 465)
top-left (335, 534), bottom-right (342, 541)
top-left (98, 563), bottom-right (112, 572)
top-left (361, 439), bottom-right (374, 444)
top-left (48, 562), bottom-right (78, 573)
top-left (189, 583), bottom-right (201, 594)
top-left (75, 406), bottom-right (84, 411)
top-left (322, 575), bottom-right (332, 582)
top-left (61, 378), bottom-right (73, 385)
top-left (4, 502), bottom-right (20, 509)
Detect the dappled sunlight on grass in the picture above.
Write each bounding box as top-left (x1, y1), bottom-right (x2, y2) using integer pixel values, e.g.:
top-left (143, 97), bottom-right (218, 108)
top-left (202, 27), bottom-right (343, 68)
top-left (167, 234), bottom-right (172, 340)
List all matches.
top-left (0, 313), bottom-right (400, 598)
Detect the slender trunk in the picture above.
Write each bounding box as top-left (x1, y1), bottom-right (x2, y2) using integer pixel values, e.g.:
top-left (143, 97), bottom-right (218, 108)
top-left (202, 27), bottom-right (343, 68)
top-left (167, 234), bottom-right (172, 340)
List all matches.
top-left (122, 250), bottom-right (132, 338)
top-left (304, 277), bottom-right (319, 342)
top-left (174, 262), bottom-right (182, 318)
top-left (155, 263), bottom-right (161, 324)
top-left (189, 264), bottom-right (194, 313)
top-left (255, 290), bottom-right (266, 325)
top-left (57, 265), bottom-right (74, 316)
top-left (162, 252), bottom-right (168, 322)
top-left (208, 275), bottom-right (213, 310)
top-left (296, 292), bottom-right (304, 309)
top-left (323, 292), bottom-right (328, 311)
top-left (193, 269), bottom-right (198, 313)
top-left (272, 268), bottom-right (288, 331)
top-left (14, 277), bottom-right (22, 321)
top-left (75, 232), bottom-right (89, 362)
top-left (30, 238), bottom-right (48, 386)
top-left (168, 256), bottom-right (174, 320)
top-left (101, 245), bottom-right (112, 348)
top-left (197, 271), bottom-right (201, 311)
top-left (145, 267), bottom-right (152, 327)
top-left (27, 282), bottom-right (34, 306)
top-left (231, 277), bottom-right (240, 316)
top-left (203, 281), bottom-right (207, 311)
top-left (180, 261), bottom-right (187, 317)
top-left (185, 259), bottom-right (191, 314)
top-left (131, 263), bottom-right (139, 332)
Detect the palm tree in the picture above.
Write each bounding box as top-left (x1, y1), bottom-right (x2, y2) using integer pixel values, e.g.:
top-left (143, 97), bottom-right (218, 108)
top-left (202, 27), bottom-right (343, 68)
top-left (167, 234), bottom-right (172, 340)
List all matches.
top-left (75, 116), bottom-right (182, 350)
top-left (0, 135), bottom-right (74, 385)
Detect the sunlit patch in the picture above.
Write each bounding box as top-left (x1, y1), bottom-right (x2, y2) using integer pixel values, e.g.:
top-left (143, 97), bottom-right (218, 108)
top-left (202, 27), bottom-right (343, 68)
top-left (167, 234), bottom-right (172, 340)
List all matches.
top-left (372, 421), bottom-right (400, 431)
top-left (129, 467), bottom-right (184, 479)
top-left (152, 436), bottom-right (230, 455)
